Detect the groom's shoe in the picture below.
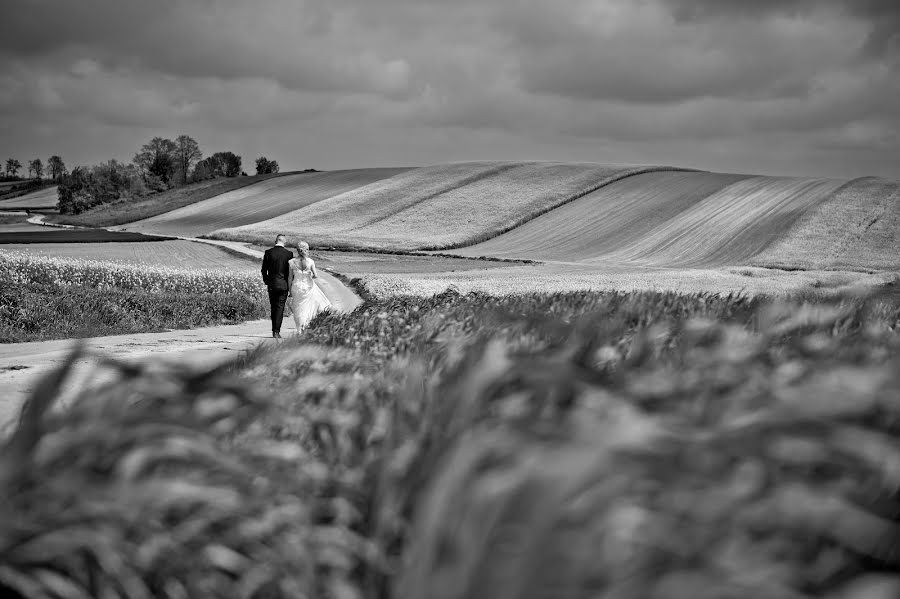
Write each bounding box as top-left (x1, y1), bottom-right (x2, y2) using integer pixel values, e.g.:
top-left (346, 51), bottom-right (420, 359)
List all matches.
top-left (273, 332), bottom-right (282, 339)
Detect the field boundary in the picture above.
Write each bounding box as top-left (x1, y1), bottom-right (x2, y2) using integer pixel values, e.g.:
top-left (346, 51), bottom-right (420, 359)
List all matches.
top-left (418, 165), bottom-right (699, 251)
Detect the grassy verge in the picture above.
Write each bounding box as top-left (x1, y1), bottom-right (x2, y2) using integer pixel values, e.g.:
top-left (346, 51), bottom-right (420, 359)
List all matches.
top-left (45, 172), bottom-right (299, 227)
top-left (2, 288), bottom-right (900, 597)
top-left (0, 281), bottom-right (267, 342)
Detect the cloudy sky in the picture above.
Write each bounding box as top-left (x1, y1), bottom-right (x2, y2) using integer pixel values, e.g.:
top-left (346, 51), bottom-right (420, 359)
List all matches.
top-left (1, 0), bottom-right (898, 179)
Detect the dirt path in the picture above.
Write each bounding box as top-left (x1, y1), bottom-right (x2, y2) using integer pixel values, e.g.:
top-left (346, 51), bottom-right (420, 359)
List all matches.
top-left (1, 227), bottom-right (363, 428)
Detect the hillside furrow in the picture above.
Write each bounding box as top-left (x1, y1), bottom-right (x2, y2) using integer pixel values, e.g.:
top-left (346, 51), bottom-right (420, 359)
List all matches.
top-left (752, 177), bottom-right (900, 271)
top-left (600, 176), bottom-right (847, 267)
top-left (215, 162), bottom-right (677, 250)
top-left (454, 171), bottom-right (747, 261)
top-left (119, 168), bottom-right (408, 238)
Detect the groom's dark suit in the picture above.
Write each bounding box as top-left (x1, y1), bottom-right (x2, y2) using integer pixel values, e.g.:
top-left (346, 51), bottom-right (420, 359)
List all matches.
top-left (261, 244), bottom-right (293, 336)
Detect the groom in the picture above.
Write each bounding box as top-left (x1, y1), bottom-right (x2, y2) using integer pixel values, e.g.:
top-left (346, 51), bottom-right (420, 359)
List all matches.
top-left (261, 233), bottom-right (293, 338)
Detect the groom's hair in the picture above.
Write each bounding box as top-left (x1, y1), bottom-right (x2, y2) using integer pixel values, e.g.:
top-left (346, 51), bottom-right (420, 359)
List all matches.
top-left (275, 234), bottom-right (286, 244)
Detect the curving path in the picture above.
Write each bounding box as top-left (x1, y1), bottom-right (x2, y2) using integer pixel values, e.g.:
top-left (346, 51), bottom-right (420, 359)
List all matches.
top-left (1, 224), bottom-right (363, 428)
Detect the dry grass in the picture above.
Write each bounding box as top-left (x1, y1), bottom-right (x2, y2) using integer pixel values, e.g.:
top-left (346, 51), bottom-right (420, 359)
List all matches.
top-left (212, 162), bottom-right (681, 251)
top-left (753, 176), bottom-right (900, 272)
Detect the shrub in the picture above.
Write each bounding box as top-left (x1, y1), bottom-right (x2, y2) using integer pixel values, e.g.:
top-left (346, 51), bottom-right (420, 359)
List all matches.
top-left (56, 162), bottom-right (146, 214)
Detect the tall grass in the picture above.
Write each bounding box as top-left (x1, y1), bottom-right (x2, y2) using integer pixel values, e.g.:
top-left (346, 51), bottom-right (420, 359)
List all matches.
top-left (1, 289), bottom-right (899, 597)
top-left (0, 251), bottom-right (267, 342)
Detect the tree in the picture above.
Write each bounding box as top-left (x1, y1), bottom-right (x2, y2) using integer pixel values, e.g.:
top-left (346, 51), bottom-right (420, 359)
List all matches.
top-left (48, 155), bottom-right (67, 181)
top-left (174, 134), bottom-right (202, 185)
top-left (255, 156), bottom-right (280, 175)
top-left (5, 158), bottom-right (22, 178)
top-left (213, 151), bottom-right (242, 177)
top-left (133, 137), bottom-right (177, 184)
top-left (28, 158), bottom-right (44, 179)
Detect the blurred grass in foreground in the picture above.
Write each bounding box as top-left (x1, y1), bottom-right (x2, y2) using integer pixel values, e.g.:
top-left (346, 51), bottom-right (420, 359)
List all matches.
top-left (1, 287), bottom-right (899, 598)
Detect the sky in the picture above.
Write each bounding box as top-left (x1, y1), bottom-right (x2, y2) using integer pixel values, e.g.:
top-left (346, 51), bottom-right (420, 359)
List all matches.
top-left (1, 0), bottom-right (898, 179)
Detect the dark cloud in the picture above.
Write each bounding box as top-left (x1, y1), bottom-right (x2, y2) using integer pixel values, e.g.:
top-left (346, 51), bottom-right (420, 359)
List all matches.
top-left (666, 0), bottom-right (900, 58)
top-left (0, 0), bottom-right (897, 180)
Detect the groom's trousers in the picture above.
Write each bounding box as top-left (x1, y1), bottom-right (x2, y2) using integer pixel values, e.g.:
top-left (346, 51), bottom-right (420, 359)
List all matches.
top-left (268, 287), bottom-right (289, 334)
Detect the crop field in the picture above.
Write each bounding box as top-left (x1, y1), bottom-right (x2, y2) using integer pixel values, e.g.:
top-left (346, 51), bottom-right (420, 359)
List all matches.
top-left (1, 240), bottom-right (258, 270)
top-left (119, 168), bottom-right (410, 238)
top-left (212, 162), bottom-right (681, 250)
top-left (2, 288), bottom-right (899, 597)
top-left (0, 249), bottom-right (266, 341)
top-left (354, 261), bottom-right (897, 299)
top-left (454, 170), bottom-right (750, 261)
top-left (0, 249), bottom-right (262, 294)
top-left (0, 229), bottom-right (170, 243)
top-left (753, 176), bottom-right (900, 272)
top-left (0, 185), bottom-right (58, 210)
top-left (455, 173), bottom-right (849, 268)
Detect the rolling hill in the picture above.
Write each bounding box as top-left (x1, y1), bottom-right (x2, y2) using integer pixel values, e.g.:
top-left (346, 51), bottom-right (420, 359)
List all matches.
top-left (456, 172), bottom-right (867, 268)
top-left (0, 186), bottom-right (58, 210)
top-left (108, 159), bottom-right (897, 277)
top-left (211, 162), bottom-right (686, 250)
top-left (117, 168), bottom-right (409, 238)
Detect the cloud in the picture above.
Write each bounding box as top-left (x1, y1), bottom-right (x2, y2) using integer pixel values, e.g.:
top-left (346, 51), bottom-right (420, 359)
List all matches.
top-left (0, 0), bottom-right (897, 179)
top-left (666, 0), bottom-right (900, 58)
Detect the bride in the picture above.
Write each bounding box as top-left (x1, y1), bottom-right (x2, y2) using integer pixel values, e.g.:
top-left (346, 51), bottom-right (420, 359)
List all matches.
top-left (287, 241), bottom-right (332, 333)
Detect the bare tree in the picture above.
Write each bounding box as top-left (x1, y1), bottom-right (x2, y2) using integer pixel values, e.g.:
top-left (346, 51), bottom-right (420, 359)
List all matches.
top-left (48, 155), bottom-right (67, 181)
top-left (174, 135), bottom-right (202, 185)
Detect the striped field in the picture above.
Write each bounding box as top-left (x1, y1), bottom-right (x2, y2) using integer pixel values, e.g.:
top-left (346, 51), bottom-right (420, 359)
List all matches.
top-left (211, 162), bottom-right (684, 250)
top-left (116, 168), bottom-right (409, 238)
top-left (455, 172), bottom-right (858, 268)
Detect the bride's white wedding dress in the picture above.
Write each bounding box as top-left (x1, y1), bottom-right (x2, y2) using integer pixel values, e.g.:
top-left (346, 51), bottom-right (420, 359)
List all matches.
top-left (288, 257), bottom-right (332, 331)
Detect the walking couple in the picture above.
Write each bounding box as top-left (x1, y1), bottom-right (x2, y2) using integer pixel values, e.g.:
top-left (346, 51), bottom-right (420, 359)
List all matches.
top-left (260, 234), bottom-right (332, 338)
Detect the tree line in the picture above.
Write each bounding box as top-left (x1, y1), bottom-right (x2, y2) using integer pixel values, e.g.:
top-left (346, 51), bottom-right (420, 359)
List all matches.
top-left (3, 156), bottom-right (67, 181)
top-left (16, 135), bottom-right (285, 214)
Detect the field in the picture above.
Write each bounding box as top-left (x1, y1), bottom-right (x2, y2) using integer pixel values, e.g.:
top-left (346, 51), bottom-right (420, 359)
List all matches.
top-left (0, 229), bottom-right (171, 243)
top-left (452, 172), bottom-right (851, 267)
top-left (754, 176), bottom-right (900, 272)
top-left (0, 250), bottom-right (266, 342)
top-left (211, 162), bottom-right (683, 250)
top-left (46, 172), bottom-right (298, 228)
top-left (1, 152), bottom-right (899, 597)
top-left (0, 239), bottom-right (258, 270)
top-left (2, 288), bottom-right (900, 597)
top-left (0, 185), bottom-right (58, 210)
top-left (119, 168), bottom-right (410, 238)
